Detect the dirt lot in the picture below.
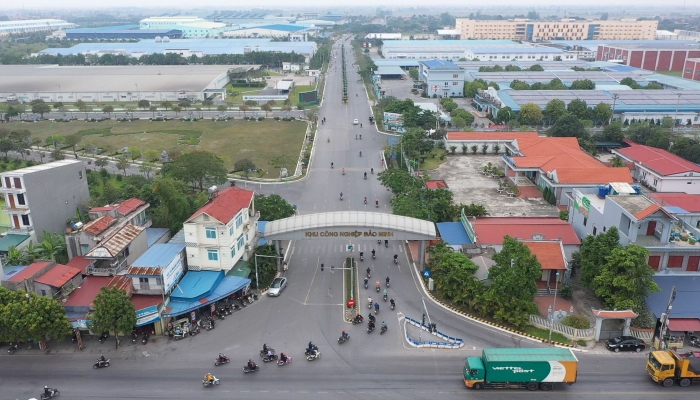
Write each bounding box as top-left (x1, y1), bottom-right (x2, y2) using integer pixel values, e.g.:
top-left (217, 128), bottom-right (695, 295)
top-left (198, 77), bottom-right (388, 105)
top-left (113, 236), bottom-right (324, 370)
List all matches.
top-left (428, 154), bottom-right (558, 217)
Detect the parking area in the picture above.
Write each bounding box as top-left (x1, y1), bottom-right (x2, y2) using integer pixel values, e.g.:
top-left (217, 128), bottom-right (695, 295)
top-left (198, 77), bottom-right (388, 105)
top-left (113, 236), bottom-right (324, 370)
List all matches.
top-left (429, 154), bottom-right (558, 217)
top-left (374, 75), bottom-right (414, 99)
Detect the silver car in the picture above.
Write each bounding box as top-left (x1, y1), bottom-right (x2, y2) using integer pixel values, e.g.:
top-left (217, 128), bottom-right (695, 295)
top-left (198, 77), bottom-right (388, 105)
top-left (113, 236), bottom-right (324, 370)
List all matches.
top-left (268, 277), bottom-right (287, 297)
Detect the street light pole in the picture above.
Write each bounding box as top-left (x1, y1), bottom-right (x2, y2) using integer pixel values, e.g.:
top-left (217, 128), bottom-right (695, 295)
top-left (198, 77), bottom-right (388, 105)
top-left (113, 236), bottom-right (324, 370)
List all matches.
top-left (610, 93), bottom-right (619, 125)
top-left (548, 272), bottom-right (560, 344)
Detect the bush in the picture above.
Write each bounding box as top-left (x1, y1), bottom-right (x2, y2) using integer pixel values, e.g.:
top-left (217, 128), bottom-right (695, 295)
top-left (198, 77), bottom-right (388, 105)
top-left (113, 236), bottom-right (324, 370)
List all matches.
top-left (561, 315), bottom-right (590, 329)
top-left (257, 117), bottom-right (264, 121)
top-left (559, 284), bottom-right (573, 300)
top-left (25, 160), bottom-right (36, 167)
top-left (558, 210), bottom-right (569, 221)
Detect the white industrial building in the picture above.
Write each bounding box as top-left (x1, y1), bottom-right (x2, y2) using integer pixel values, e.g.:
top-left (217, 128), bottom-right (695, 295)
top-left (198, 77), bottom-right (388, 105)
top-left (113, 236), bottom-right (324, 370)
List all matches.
top-left (223, 24), bottom-right (315, 41)
top-left (381, 40), bottom-right (567, 61)
top-left (0, 19), bottom-right (78, 37)
top-left (0, 65), bottom-right (241, 103)
top-left (139, 16), bottom-right (228, 38)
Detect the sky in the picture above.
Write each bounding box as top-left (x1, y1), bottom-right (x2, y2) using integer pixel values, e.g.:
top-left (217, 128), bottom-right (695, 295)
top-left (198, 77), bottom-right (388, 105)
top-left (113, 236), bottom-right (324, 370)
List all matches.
top-left (3, 0), bottom-right (695, 10)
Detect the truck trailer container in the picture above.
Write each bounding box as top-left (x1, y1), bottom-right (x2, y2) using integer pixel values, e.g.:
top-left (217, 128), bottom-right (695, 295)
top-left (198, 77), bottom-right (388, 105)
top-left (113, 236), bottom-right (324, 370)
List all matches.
top-left (647, 350), bottom-right (700, 387)
top-left (463, 348), bottom-right (579, 391)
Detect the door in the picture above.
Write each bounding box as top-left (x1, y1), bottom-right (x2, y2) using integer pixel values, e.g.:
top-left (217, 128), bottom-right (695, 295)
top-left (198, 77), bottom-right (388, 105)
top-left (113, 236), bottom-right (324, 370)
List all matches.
top-left (12, 215), bottom-right (19, 229)
top-left (8, 195), bottom-right (14, 209)
top-left (687, 256), bottom-right (700, 272)
top-left (648, 255), bottom-right (661, 271)
top-left (646, 221), bottom-right (657, 236)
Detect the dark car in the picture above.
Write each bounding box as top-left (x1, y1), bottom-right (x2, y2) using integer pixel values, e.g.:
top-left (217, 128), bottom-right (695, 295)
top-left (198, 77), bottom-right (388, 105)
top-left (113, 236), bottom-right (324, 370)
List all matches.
top-left (605, 336), bottom-right (646, 353)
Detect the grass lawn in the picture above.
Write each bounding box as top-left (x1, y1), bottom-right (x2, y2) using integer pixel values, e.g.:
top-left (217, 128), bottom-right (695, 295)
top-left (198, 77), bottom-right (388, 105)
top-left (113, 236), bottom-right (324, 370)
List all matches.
top-left (655, 70), bottom-right (683, 77)
top-left (225, 89), bottom-right (262, 104)
top-left (522, 325), bottom-right (571, 344)
top-left (263, 70), bottom-right (285, 77)
top-left (6, 119), bottom-right (307, 176)
top-left (0, 199), bottom-right (9, 234)
top-left (421, 148), bottom-right (447, 170)
top-left (289, 85), bottom-right (315, 103)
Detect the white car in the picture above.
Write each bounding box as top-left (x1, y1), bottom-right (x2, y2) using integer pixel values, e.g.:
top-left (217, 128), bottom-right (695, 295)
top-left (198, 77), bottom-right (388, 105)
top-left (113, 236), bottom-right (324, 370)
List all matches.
top-left (353, 119), bottom-right (359, 125)
top-left (267, 277), bottom-right (287, 297)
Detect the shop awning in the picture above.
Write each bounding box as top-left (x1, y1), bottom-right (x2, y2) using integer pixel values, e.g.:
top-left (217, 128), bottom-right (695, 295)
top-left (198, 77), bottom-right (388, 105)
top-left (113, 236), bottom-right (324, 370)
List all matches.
top-left (161, 276), bottom-right (250, 318)
top-left (668, 318), bottom-right (700, 332)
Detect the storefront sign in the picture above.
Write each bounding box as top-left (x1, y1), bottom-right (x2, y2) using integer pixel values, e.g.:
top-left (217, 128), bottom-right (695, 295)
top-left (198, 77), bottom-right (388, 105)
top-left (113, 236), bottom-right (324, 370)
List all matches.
top-left (304, 230), bottom-right (394, 238)
top-left (242, 95), bottom-right (288, 101)
top-left (574, 191), bottom-right (591, 218)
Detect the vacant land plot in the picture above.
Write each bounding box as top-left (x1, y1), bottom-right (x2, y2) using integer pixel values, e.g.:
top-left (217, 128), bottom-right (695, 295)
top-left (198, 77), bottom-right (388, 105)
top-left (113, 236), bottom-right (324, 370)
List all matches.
top-left (7, 119), bottom-right (307, 175)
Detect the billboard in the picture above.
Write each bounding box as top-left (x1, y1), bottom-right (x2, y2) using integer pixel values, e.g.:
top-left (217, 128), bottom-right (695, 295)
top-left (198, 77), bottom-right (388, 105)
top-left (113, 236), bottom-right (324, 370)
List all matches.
top-left (383, 112), bottom-right (405, 132)
top-left (574, 191), bottom-right (591, 218)
top-left (298, 90), bottom-right (318, 104)
top-left (242, 95), bottom-right (288, 101)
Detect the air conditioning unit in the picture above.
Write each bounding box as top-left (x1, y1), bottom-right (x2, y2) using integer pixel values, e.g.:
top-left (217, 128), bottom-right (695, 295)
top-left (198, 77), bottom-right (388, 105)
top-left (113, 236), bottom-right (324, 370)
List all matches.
top-left (245, 244), bottom-right (251, 251)
top-left (244, 223), bottom-right (250, 230)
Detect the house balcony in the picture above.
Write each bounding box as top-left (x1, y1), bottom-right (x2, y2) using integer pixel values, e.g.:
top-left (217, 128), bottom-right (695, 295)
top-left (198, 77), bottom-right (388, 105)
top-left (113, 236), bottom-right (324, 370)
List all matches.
top-left (87, 258), bottom-right (127, 276)
top-left (635, 235), bottom-right (666, 247)
top-left (3, 205), bottom-right (30, 214)
top-left (0, 186), bottom-right (25, 194)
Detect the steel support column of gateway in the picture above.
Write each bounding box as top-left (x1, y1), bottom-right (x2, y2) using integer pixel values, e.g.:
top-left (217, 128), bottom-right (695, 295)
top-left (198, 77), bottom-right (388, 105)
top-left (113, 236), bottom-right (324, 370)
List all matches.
top-left (262, 211), bottom-right (437, 270)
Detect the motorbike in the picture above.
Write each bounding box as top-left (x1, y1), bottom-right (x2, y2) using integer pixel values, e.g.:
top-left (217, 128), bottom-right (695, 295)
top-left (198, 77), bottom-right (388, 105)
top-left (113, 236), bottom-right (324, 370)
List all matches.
top-left (360, 254), bottom-right (364, 261)
top-left (71, 331), bottom-right (78, 343)
top-left (385, 241), bottom-right (388, 248)
top-left (215, 356), bottom-right (230, 366)
top-left (93, 359), bottom-right (110, 369)
top-left (386, 281), bottom-right (390, 288)
top-left (142, 332), bottom-right (150, 344)
top-left (131, 330), bottom-right (137, 343)
top-left (391, 302), bottom-right (395, 311)
top-left (8, 343), bottom-right (18, 355)
top-left (243, 364), bottom-right (260, 373)
top-left (372, 253), bottom-right (375, 260)
top-left (375, 307), bottom-right (379, 315)
top-left (364, 174), bottom-right (367, 180)
top-left (376, 285), bottom-right (380, 293)
top-left (205, 318), bottom-right (215, 331)
top-left (262, 354), bottom-right (278, 362)
top-left (217, 307), bottom-right (227, 318)
top-left (377, 240), bottom-right (381, 245)
top-left (337, 335), bottom-right (350, 344)
top-left (173, 328), bottom-right (187, 340)
top-left (380, 326), bottom-right (388, 335)
top-left (364, 281), bottom-right (368, 289)
top-left (40, 388), bottom-right (60, 400)
top-left (306, 350), bottom-right (321, 361)
top-left (98, 331), bottom-right (109, 344)
top-left (277, 356), bottom-right (292, 366)
top-left (189, 324), bottom-right (201, 337)
top-left (690, 336), bottom-right (700, 348)
top-left (394, 258), bottom-right (398, 265)
top-left (352, 315), bottom-right (364, 325)
top-left (202, 377), bottom-right (220, 387)
top-left (383, 293), bottom-right (387, 302)
top-left (224, 304), bottom-right (233, 315)
top-left (304, 346), bottom-right (319, 356)
top-left (367, 324), bottom-right (375, 334)
top-left (260, 348), bottom-right (275, 358)
top-left (367, 301), bottom-right (373, 309)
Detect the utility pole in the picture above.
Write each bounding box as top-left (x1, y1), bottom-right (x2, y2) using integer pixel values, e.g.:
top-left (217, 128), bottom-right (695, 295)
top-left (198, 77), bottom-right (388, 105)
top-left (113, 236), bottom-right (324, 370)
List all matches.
top-left (610, 93), bottom-right (619, 125)
top-left (657, 286), bottom-right (676, 350)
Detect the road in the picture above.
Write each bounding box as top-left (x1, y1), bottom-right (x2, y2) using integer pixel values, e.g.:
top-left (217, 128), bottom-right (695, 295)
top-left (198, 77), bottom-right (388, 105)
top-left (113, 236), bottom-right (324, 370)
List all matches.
top-left (2, 35), bottom-right (691, 400)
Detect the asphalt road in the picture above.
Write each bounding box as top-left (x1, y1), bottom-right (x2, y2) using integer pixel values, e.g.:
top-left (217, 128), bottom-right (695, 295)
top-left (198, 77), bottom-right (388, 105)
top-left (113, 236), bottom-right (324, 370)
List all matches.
top-left (3, 35), bottom-right (695, 400)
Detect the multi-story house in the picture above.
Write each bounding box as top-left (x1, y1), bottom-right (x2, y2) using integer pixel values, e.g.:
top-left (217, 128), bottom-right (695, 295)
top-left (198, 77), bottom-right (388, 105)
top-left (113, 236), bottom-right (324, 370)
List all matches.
top-left (568, 185), bottom-right (700, 273)
top-left (183, 186), bottom-right (258, 272)
top-left (65, 198), bottom-right (150, 260)
top-left (84, 224), bottom-right (148, 276)
top-left (0, 160), bottom-right (90, 244)
top-left (418, 60), bottom-right (465, 98)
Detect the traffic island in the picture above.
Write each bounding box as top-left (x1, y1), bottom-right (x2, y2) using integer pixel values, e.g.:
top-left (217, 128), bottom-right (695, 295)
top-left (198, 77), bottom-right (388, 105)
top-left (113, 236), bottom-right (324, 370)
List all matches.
top-left (403, 315), bottom-right (464, 349)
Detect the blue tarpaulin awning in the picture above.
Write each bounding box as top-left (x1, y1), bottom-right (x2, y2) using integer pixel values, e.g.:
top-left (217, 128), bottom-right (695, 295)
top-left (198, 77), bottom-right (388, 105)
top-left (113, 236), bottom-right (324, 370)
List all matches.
top-left (436, 222), bottom-right (472, 246)
top-left (162, 275), bottom-right (251, 318)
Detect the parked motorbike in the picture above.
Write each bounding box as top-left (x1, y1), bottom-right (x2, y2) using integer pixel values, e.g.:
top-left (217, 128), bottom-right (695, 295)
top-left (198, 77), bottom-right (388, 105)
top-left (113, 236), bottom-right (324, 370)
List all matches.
top-left (352, 315), bottom-right (364, 325)
top-left (205, 318), bottom-right (216, 331)
top-left (202, 377), bottom-right (220, 387)
top-left (243, 364), bottom-right (260, 373)
top-left (189, 324), bottom-right (201, 337)
top-left (215, 356), bottom-right (230, 366)
top-left (40, 388), bottom-right (60, 400)
top-left (142, 332), bottom-right (150, 344)
top-left (262, 354), bottom-right (278, 362)
top-left (98, 331), bottom-right (109, 344)
top-left (93, 359), bottom-right (110, 369)
top-left (690, 336), bottom-right (700, 348)
top-left (277, 356), bottom-right (292, 366)
top-left (216, 307), bottom-right (227, 318)
top-left (173, 328), bottom-right (187, 340)
top-left (8, 343), bottom-right (18, 355)
top-left (381, 326), bottom-right (388, 335)
top-left (131, 330), bottom-right (138, 343)
top-left (337, 335), bottom-right (350, 344)
top-left (306, 350), bottom-right (321, 361)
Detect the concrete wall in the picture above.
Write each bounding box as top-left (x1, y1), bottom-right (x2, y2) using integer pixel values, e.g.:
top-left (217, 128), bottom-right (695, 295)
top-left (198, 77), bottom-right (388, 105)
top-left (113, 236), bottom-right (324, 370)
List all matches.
top-left (683, 59), bottom-right (700, 81)
top-left (127, 230), bottom-right (149, 266)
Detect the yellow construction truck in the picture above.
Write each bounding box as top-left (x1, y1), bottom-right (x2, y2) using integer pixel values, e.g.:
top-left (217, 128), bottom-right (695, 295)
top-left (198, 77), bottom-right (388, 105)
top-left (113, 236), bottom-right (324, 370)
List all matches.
top-left (647, 350), bottom-right (700, 387)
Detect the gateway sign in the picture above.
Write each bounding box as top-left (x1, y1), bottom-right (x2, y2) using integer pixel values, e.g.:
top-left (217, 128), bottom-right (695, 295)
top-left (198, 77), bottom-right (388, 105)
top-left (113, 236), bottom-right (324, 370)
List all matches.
top-left (304, 230), bottom-right (395, 238)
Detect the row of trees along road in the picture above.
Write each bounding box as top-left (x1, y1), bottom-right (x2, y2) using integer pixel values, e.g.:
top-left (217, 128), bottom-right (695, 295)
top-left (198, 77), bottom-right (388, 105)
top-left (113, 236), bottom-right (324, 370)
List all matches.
top-left (0, 287), bottom-right (73, 346)
top-left (428, 237), bottom-right (542, 329)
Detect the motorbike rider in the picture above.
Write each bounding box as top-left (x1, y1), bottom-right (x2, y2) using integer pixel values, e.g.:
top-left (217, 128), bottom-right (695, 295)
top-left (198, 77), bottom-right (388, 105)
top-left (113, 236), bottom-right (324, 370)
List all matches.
top-left (383, 289), bottom-right (388, 298)
top-left (308, 341), bottom-right (316, 353)
top-left (331, 162), bottom-right (334, 168)
top-left (218, 353), bottom-right (227, 363)
top-left (371, 167), bottom-right (374, 174)
top-left (341, 330), bottom-right (349, 340)
top-left (385, 240), bottom-right (388, 246)
top-left (364, 277), bottom-right (368, 287)
top-left (368, 320), bottom-right (375, 330)
top-left (44, 386), bottom-right (52, 397)
top-left (390, 298), bottom-right (395, 308)
top-left (371, 249), bottom-right (376, 258)
top-left (359, 151), bottom-right (362, 157)
top-left (376, 199), bottom-right (379, 207)
top-left (381, 321), bottom-right (387, 330)
top-left (342, 168), bottom-right (345, 175)
top-left (360, 251), bottom-right (364, 259)
top-left (367, 296), bottom-right (372, 306)
top-left (280, 352), bottom-right (288, 363)
top-left (98, 354), bottom-right (106, 363)
top-left (247, 359), bottom-right (256, 370)
top-left (364, 196), bottom-right (367, 204)
top-left (375, 280), bottom-right (380, 290)
top-left (386, 276), bottom-right (390, 286)
top-left (340, 192), bottom-right (343, 200)
top-left (366, 267), bottom-right (371, 276)
top-left (364, 172), bottom-right (367, 179)
top-left (205, 372), bottom-right (215, 383)
top-left (368, 313), bottom-right (376, 323)
top-left (374, 302), bottom-right (379, 312)
top-left (355, 134), bottom-right (358, 139)
top-left (262, 343), bottom-right (270, 353)
top-left (394, 254), bottom-right (398, 263)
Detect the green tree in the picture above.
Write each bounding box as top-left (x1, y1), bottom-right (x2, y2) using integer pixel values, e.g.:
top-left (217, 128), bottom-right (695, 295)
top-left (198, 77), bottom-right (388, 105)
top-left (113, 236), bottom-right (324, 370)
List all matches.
top-left (102, 105), bottom-right (114, 117)
top-left (528, 64), bottom-right (544, 71)
top-left (486, 236), bottom-right (542, 328)
top-left (138, 100), bottom-right (151, 110)
top-left (544, 99), bottom-right (567, 125)
top-left (566, 99), bottom-right (589, 120)
top-left (451, 116), bottom-right (466, 129)
top-left (45, 134), bottom-right (65, 150)
top-left (116, 157), bottom-right (130, 175)
top-left (32, 102), bottom-right (51, 118)
top-left (548, 113), bottom-right (588, 139)
top-left (600, 121), bottom-right (625, 142)
top-left (255, 194), bottom-right (295, 221)
top-left (579, 226), bottom-right (621, 288)
top-left (152, 177), bottom-right (193, 232)
top-left (95, 157), bottom-right (109, 169)
top-left (101, 180), bottom-right (120, 204)
top-left (592, 102), bottom-right (613, 125)
top-left (161, 101), bottom-right (173, 110)
top-left (166, 151), bottom-right (228, 190)
top-left (149, 105), bottom-right (158, 117)
top-left (496, 106), bottom-right (514, 124)
top-left (518, 103), bottom-right (542, 126)
top-left (172, 105), bottom-right (182, 117)
top-left (377, 168), bottom-right (423, 195)
top-left (570, 79), bottom-right (596, 90)
top-left (90, 287), bottom-right (136, 349)
top-left (144, 149), bottom-right (160, 162)
top-left (260, 103), bottom-right (272, 117)
top-left (509, 80), bottom-right (531, 90)
top-left (593, 245), bottom-right (660, 312)
top-left (139, 162), bottom-right (156, 179)
top-left (202, 99), bottom-right (214, 110)
top-left (63, 134), bottom-right (82, 159)
top-left (128, 146), bottom-right (141, 161)
top-left (234, 158), bottom-right (257, 179)
top-left (0, 139), bottom-right (14, 157)
top-left (620, 77), bottom-right (642, 89)
top-left (79, 104), bottom-right (93, 119)
top-left (251, 245), bottom-right (280, 288)
top-left (0, 288), bottom-right (72, 343)
top-left (40, 231), bottom-right (69, 264)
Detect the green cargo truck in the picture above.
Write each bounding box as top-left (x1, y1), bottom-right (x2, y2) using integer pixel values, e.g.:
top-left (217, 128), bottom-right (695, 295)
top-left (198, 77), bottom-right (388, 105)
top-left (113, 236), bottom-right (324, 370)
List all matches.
top-left (463, 348), bottom-right (579, 391)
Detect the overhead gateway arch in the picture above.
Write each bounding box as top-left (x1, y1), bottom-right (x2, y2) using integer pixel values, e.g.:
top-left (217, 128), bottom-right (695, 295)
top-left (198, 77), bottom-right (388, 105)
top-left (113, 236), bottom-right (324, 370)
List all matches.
top-left (263, 211), bottom-right (436, 269)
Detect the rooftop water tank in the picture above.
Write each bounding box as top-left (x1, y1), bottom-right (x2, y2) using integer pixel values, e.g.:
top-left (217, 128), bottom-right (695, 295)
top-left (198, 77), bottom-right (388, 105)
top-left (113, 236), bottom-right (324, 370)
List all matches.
top-left (598, 185), bottom-right (609, 199)
top-left (632, 185), bottom-right (641, 194)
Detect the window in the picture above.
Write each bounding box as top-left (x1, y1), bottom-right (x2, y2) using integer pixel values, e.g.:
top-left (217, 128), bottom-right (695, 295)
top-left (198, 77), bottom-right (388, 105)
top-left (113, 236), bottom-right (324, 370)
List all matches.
top-left (453, 82), bottom-right (459, 85)
top-left (592, 227), bottom-right (597, 235)
top-left (230, 245), bottom-right (236, 258)
top-left (16, 193), bottom-right (25, 205)
top-left (21, 215), bottom-right (29, 226)
top-left (235, 213), bottom-right (243, 228)
top-left (228, 222), bottom-right (234, 236)
top-left (583, 217), bottom-right (588, 226)
top-left (139, 277), bottom-right (149, 283)
top-left (205, 227), bottom-right (217, 239)
top-left (41, 290), bottom-right (46, 296)
top-left (207, 249), bottom-right (219, 261)
top-left (80, 244), bottom-right (89, 255)
top-left (156, 277), bottom-right (163, 285)
top-left (237, 234), bottom-right (244, 250)
top-left (452, 74), bottom-right (459, 78)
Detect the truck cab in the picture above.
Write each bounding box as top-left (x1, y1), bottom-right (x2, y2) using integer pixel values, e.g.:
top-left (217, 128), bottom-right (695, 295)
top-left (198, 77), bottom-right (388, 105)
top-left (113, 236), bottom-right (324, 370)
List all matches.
top-left (463, 357), bottom-right (485, 388)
